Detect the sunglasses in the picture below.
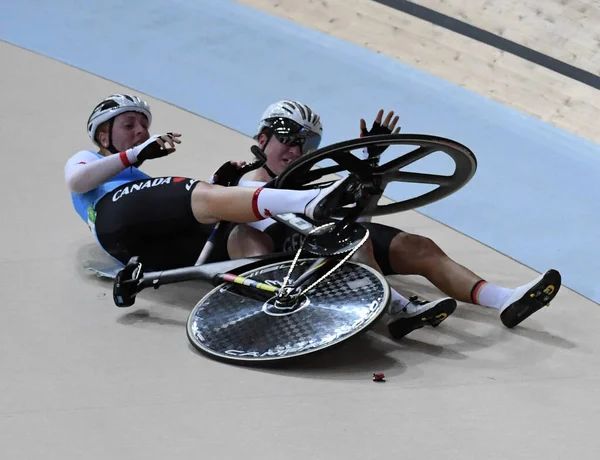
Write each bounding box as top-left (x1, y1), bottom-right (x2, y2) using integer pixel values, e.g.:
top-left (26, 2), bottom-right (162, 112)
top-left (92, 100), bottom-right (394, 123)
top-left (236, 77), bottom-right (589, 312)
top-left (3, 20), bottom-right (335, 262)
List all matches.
top-left (267, 118), bottom-right (322, 155)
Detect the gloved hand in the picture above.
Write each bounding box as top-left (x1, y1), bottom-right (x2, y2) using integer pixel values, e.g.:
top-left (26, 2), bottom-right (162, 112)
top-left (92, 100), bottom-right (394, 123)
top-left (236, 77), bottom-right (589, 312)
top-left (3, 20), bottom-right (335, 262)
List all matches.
top-left (359, 110), bottom-right (400, 164)
top-left (209, 160), bottom-right (249, 186)
top-left (122, 132), bottom-right (182, 166)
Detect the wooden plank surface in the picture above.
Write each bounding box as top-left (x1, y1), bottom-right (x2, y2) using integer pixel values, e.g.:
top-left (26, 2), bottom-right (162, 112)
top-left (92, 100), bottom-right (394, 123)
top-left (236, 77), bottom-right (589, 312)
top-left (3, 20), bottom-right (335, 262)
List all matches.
top-left (417, 0), bottom-right (600, 74)
top-left (235, 0), bottom-right (600, 144)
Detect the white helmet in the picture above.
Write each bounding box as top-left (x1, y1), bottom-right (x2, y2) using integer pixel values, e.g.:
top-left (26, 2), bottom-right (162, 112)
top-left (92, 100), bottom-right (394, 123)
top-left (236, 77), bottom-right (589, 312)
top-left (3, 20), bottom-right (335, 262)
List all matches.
top-left (87, 94), bottom-right (152, 144)
top-left (256, 100), bottom-right (323, 139)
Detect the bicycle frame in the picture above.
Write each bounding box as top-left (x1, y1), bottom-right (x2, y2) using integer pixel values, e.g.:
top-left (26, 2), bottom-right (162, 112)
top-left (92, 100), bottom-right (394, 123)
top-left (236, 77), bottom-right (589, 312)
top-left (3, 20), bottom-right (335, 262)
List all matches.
top-left (144, 149), bottom-right (368, 298)
top-left (114, 133), bottom-right (476, 307)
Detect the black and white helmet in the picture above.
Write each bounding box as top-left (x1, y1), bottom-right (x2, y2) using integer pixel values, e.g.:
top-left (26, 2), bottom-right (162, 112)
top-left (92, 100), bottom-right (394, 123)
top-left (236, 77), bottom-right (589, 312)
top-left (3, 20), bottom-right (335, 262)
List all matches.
top-left (256, 100), bottom-right (323, 138)
top-left (87, 94), bottom-right (152, 144)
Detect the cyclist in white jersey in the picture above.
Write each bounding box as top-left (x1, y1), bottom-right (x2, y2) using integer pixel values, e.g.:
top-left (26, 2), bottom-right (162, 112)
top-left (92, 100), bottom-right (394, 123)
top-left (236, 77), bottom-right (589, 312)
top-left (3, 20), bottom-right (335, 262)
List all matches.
top-left (225, 100), bottom-right (562, 338)
top-left (65, 94), bottom-right (361, 271)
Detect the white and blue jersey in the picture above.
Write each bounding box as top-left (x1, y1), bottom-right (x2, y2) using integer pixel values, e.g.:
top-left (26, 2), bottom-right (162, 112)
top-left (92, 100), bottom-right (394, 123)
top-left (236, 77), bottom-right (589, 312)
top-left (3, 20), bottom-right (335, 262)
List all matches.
top-left (65, 150), bottom-right (150, 224)
top-left (65, 148), bottom-right (218, 270)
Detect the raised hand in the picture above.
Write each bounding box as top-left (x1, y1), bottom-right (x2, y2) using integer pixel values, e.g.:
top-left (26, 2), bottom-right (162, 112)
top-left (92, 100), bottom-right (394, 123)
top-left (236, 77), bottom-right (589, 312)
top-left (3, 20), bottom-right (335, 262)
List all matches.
top-left (359, 110), bottom-right (401, 161)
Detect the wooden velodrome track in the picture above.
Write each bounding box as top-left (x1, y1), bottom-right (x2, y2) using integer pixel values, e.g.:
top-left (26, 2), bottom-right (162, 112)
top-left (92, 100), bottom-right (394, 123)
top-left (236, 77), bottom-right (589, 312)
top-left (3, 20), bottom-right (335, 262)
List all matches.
top-left (2, 1), bottom-right (599, 459)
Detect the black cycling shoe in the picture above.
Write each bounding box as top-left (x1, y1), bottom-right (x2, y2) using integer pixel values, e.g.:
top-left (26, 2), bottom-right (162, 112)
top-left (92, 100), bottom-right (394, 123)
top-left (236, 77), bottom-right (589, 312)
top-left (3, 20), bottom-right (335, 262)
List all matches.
top-left (304, 174), bottom-right (363, 221)
top-left (387, 296), bottom-right (457, 339)
top-left (499, 269), bottom-right (561, 328)
top-left (113, 257), bottom-right (143, 308)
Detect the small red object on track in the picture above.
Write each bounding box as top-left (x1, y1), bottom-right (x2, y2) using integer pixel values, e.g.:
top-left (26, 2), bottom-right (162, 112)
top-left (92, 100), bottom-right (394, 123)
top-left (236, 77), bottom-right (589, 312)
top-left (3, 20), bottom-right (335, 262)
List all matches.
top-left (372, 372), bottom-right (385, 382)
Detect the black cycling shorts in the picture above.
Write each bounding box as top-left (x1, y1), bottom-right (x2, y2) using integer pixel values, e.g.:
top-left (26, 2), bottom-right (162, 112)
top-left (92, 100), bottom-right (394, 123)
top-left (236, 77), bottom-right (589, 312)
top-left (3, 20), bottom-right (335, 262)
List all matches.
top-left (262, 220), bottom-right (402, 275)
top-left (360, 222), bottom-right (402, 275)
top-left (94, 176), bottom-right (229, 270)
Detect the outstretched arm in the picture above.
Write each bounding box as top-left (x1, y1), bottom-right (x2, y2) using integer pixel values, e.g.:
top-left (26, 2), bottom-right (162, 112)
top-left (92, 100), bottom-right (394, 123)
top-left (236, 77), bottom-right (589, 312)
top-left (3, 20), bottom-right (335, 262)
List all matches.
top-left (65, 151), bottom-right (131, 194)
top-left (65, 133), bottom-right (181, 194)
top-left (355, 109), bottom-right (401, 222)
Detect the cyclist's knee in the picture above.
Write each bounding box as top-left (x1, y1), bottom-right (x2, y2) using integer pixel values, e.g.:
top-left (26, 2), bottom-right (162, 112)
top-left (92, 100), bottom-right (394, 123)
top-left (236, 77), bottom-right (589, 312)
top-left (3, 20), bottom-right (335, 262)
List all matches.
top-left (227, 224), bottom-right (274, 258)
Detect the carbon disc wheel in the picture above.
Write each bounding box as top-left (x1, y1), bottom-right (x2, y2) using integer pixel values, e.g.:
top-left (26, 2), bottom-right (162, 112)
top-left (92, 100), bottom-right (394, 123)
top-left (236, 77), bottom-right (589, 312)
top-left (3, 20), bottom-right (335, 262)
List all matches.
top-left (186, 258), bottom-right (390, 364)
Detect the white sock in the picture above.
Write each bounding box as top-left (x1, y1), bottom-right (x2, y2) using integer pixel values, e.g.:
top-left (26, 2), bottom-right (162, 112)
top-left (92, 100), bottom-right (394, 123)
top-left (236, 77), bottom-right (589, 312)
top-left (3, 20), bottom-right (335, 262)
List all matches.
top-left (390, 288), bottom-right (410, 307)
top-left (474, 282), bottom-right (514, 309)
top-left (388, 288), bottom-right (411, 315)
top-left (254, 188), bottom-right (319, 219)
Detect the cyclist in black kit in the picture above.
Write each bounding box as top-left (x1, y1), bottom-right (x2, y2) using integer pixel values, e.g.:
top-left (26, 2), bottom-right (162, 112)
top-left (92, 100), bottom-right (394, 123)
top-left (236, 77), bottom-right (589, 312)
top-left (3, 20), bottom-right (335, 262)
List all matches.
top-left (226, 100), bottom-right (562, 338)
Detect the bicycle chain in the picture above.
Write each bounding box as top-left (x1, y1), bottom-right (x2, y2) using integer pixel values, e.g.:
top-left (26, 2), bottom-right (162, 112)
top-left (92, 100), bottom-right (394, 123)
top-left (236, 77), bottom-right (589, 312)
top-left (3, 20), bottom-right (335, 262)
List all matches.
top-left (277, 223), bottom-right (371, 301)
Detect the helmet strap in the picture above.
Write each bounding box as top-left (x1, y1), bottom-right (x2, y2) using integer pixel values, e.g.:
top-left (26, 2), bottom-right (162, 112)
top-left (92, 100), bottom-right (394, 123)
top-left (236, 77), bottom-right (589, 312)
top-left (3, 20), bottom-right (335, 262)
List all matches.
top-left (106, 118), bottom-right (119, 154)
top-left (259, 134), bottom-right (280, 180)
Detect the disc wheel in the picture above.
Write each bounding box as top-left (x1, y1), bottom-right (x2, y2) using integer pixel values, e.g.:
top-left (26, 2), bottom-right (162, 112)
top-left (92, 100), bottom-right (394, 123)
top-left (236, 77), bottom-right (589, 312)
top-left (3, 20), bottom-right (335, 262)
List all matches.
top-left (186, 258), bottom-right (390, 364)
